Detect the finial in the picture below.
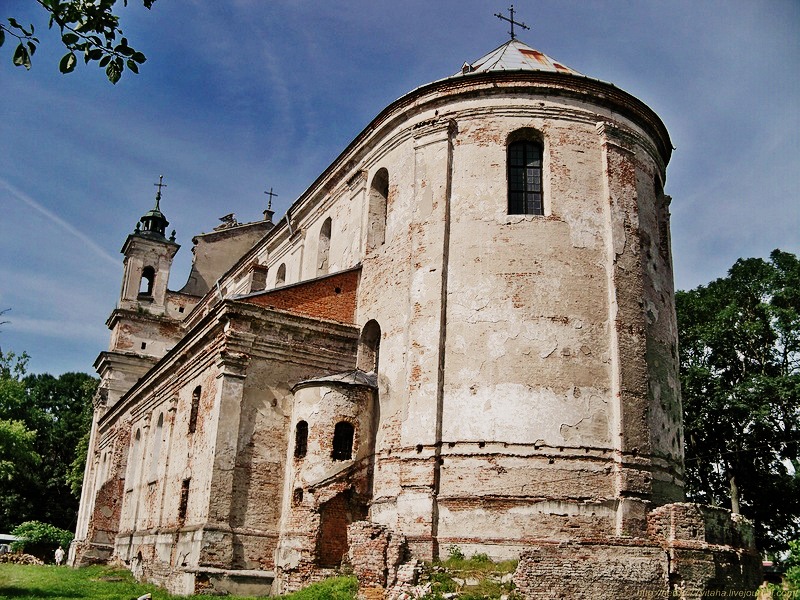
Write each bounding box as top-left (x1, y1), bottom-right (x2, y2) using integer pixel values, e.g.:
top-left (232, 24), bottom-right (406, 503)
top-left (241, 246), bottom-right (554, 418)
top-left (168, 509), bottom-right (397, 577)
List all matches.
top-left (153, 175), bottom-right (167, 208)
top-left (135, 221), bottom-right (141, 233)
top-left (264, 186), bottom-right (278, 211)
top-left (169, 230), bottom-right (176, 242)
top-left (495, 4), bottom-right (529, 40)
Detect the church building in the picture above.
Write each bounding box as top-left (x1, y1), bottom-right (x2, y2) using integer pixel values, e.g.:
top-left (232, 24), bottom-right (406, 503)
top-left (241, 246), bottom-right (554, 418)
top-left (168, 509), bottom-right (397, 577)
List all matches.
top-left (71, 37), bottom-right (760, 598)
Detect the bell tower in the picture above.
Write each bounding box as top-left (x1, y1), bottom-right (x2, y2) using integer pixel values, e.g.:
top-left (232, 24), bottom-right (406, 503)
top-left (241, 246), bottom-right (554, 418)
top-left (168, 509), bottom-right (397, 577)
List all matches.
top-left (119, 175), bottom-right (179, 316)
top-left (95, 177), bottom-right (183, 412)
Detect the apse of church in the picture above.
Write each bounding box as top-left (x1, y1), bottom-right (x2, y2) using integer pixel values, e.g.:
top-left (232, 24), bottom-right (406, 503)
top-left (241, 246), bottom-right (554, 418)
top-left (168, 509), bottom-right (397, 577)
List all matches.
top-left (70, 34), bottom-right (760, 598)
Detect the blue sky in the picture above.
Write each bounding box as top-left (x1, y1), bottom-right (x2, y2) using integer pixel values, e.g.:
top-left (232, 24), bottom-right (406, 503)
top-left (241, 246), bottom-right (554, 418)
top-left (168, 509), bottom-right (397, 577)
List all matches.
top-left (1, 0), bottom-right (798, 375)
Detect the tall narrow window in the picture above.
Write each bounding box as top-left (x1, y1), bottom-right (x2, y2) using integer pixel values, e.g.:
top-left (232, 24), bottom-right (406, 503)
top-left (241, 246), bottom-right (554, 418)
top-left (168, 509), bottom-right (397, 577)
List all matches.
top-left (295, 420), bottom-right (308, 459)
top-left (366, 169), bottom-right (388, 252)
top-left (276, 263), bottom-right (286, 286)
top-left (149, 413), bottom-right (164, 482)
top-left (508, 140), bottom-right (543, 215)
top-left (188, 386), bottom-right (201, 434)
top-left (139, 266), bottom-right (155, 297)
top-left (317, 217), bottom-right (332, 276)
top-left (126, 428), bottom-right (141, 491)
top-left (331, 421), bottom-right (355, 461)
top-left (178, 478), bottom-right (190, 525)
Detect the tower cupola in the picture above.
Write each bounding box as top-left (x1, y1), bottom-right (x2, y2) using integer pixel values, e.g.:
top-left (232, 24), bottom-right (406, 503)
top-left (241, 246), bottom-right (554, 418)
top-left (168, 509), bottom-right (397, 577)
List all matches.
top-left (135, 175), bottom-right (173, 241)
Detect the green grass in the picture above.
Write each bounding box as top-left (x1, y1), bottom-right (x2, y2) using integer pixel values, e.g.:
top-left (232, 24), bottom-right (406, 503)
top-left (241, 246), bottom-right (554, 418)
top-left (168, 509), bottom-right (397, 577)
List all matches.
top-left (422, 549), bottom-right (520, 600)
top-left (0, 564), bottom-right (357, 600)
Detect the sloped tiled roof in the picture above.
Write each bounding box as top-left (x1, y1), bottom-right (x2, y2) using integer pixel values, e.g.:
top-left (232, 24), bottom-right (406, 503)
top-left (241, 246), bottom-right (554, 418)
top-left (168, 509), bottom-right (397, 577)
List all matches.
top-left (457, 38), bottom-right (582, 76)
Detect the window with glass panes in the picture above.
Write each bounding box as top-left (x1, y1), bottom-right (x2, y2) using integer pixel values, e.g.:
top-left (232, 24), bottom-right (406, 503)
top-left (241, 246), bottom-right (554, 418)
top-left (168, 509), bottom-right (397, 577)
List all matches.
top-left (508, 140), bottom-right (543, 215)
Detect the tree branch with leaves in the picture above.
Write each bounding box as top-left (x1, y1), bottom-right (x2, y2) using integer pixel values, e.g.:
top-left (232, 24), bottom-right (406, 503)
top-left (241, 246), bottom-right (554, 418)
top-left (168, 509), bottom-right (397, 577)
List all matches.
top-left (1, 0), bottom-right (155, 83)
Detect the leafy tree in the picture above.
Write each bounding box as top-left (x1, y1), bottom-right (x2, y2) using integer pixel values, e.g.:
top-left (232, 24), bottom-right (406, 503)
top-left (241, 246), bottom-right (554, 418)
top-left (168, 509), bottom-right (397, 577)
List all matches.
top-left (0, 348), bottom-right (97, 532)
top-left (1, 0), bottom-right (156, 83)
top-left (10, 520), bottom-right (73, 561)
top-left (786, 539), bottom-right (800, 591)
top-left (677, 249), bottom-right (800, 552)
top-left (0, 418), bottom-right (40, 481)
top-left (67, 429), bottom-right (90, 497)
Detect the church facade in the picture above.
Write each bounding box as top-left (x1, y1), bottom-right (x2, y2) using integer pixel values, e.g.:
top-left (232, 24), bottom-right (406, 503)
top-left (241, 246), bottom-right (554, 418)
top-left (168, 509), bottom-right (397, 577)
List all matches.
top-left (71, 40), bottom-right (760, 597)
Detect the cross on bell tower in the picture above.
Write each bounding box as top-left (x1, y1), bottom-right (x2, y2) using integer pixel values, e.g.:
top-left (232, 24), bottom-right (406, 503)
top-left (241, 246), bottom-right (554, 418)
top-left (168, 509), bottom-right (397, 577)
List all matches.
top-left (495, 5), bottom-right (530, 40)
top-left (137, 175), bottom-right (171, 239)
top-left (263, 186), bottom-right (278, 223)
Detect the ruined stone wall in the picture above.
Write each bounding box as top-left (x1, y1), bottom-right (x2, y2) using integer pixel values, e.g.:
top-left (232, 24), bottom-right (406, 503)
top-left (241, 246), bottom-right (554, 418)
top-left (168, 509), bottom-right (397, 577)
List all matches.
top-left (275, 382), bottom-right (376, 591)
top-left (512, 503), bottom-right (761, 599)
top-left (101, 303), bottom-right (360, 594)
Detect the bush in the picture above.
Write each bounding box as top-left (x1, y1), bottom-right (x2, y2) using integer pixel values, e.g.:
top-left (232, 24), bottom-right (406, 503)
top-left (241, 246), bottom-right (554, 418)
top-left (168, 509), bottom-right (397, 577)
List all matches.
top-left (10, 521), bottom-right (73, 562)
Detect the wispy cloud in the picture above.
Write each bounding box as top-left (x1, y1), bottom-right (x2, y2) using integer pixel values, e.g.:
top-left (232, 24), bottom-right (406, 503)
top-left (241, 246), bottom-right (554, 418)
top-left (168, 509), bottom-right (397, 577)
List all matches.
top-left (0, 178), bottom-right (119, 268)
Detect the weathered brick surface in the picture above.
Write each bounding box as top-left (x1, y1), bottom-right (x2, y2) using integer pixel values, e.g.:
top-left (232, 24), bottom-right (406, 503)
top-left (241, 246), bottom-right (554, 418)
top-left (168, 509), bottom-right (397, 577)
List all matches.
top-left (243, 268), bottom-right (359, 324)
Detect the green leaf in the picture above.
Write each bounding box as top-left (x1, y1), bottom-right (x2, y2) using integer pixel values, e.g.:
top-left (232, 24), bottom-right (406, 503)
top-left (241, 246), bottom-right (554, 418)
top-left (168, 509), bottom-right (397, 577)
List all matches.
top-left (12, 43), bottom-right (31, 70)
top-left (131, 51), bottom-right (146, 64)
top-left (126, 58), bottom-right (138, 74)
top-left (59, 52), bottom-right (76, 73)
top-left (88, 48), bottom-right (103, 60)
top-left (0, 29), bottom-right (5, 48)
top-left (106, 61), bottom-right (121, 84)
top-left (8, 18), bottom-right (20, 29)
top-left (62, 32), bottom-right (79, 45)
top-left (27, 41), bottom-right (36, 56)
top-left (98, 54), bottom-right (111, 67)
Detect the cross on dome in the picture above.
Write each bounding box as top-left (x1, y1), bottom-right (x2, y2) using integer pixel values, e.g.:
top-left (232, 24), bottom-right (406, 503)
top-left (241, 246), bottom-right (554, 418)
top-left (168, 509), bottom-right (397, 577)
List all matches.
top-left (495, 5), bottom-right (530, 41)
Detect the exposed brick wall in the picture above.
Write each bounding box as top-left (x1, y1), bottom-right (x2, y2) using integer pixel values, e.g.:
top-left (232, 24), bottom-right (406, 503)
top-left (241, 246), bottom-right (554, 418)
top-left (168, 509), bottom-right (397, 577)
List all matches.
top-left (317, 491), bottom-right (369, 567)
top-left (242, 268), bottom-right (359, 324)
top-left (514, 542), bottom-right (668, 599)
top-left (512, 503), bottom-right (761, 599)
top-left (347, 521), bottom-right (408, 589)
top-left (87, 477), bottom-right (124, 547)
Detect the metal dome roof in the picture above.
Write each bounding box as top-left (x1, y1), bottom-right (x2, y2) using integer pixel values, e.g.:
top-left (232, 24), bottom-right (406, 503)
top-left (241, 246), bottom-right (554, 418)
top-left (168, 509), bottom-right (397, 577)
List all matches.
top-left (457, 38), bottom-right (582, 77)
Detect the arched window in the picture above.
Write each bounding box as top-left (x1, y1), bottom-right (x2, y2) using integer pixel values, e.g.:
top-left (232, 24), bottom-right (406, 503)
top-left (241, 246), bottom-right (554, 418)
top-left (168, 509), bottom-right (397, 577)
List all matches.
top-left (366, 169), bottom-right (388, 252)
top-left (356, 320), bottom-right (381, 373)
top-left (188, 386), bottom-right (201, 434)
top-left (507, 137), bottom-right (543, 215)
top-left (139, 266), bottom-right (155, 296)
top-left (317, 217), bottom-right (332, 276)
top-left (149, 413), bottom-right (164, 482)
top-left (294, 420), bottom-right (308, 459)
top-left (276, 263), bottom-right (286, 286)
top-left (331, 421), bottom-right (355, 461)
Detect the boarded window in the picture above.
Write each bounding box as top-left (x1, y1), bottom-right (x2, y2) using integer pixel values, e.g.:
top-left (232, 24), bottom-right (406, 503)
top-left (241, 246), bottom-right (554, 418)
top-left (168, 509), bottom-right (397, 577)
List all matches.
top-left (331, 421), bottom-right (354, 461)
top-left (508, 139), bottom-right (543, 215)
top-left (295, 420), bottom-right (308, 459)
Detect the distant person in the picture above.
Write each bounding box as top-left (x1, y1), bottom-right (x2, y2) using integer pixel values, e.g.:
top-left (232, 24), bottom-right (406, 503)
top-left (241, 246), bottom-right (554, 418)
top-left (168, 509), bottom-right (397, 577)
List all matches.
top-left (54, 546), bottom-right (65, 566)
